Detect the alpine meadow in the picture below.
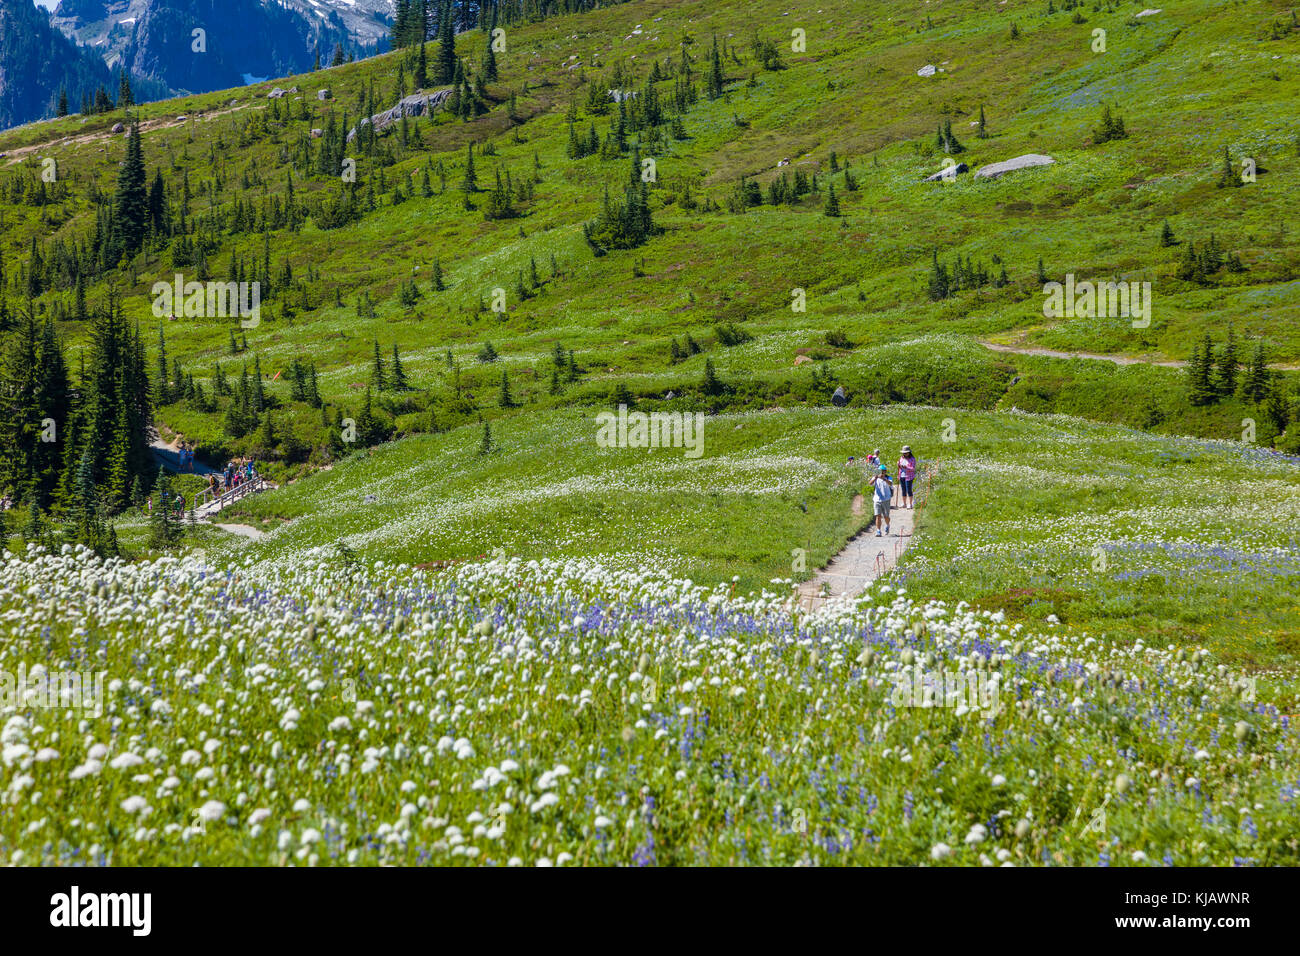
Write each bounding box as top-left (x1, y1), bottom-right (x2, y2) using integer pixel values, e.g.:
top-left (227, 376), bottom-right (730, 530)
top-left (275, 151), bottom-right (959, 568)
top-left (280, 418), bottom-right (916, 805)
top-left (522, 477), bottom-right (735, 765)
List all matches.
top-left (0, 0), bottom-right (1299, 881)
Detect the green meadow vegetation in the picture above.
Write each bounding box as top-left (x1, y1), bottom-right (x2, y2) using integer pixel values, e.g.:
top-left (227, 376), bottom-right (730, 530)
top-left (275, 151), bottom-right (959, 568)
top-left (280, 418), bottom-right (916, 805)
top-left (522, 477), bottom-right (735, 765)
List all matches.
top-left (1, 0), bottom-right (1297, 501)
top-left (0, 0), bottom-right (1297, 869)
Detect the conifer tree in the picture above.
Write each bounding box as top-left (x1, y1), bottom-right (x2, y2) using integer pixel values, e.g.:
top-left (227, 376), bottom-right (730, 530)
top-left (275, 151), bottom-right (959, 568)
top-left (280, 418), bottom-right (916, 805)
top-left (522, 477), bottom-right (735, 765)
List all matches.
top-left (461, 142), bottom-right (478, 200)
top-left (706, 35), bottom-right (725, 99)
top-left (259, 410), bottom-right (277, 454)
top-left (1264, 380), bottom-right (1290, 436)
top-left (483, 33), bottom-right (499, 82)
top-left (149, 466), bottom-right (180, 549)
top-left (1160, 219), bottom-right (1176, 247)
top-left (1242, 342), bottom-right (1269, 404)
top-left (415, 42), bottom-right (429, 88)
top-left (701, 357), bottom-right (723, 396)
top-left (824, 183), bottom-right (840, 217)
top-left (371, 340), bottom-right (387, 391)
top-left (118, 69), bottom-right (134, 108)
top-left (114, 124), bottom-right (149, 258)
top-left (390, 345), bottom-right (408, 391)
top-left (1214, 325), bottom-right (1239, 398)
top-left (1217, 146), bottom-right (1240, 188)
top-left (435, 0), bottom-right (458, 84)
top-left (1187, 334), bottom-right (1217, 406)
top-left (252, 355), bottom-right (266, 412)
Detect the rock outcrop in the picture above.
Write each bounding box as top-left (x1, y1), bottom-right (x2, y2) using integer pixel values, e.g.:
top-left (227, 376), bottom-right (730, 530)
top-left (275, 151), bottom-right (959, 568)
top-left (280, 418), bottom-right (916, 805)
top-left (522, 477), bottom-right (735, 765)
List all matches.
top-left (345, 89), bottom-right (453, 143)
top-left (973, 154), bottom-right (1055, 179)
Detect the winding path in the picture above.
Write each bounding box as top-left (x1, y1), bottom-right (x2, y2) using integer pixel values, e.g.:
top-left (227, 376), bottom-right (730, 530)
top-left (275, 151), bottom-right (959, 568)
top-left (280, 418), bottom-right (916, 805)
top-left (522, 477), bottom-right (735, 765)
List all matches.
top-left (980, 340), bottom-right (1299, 371)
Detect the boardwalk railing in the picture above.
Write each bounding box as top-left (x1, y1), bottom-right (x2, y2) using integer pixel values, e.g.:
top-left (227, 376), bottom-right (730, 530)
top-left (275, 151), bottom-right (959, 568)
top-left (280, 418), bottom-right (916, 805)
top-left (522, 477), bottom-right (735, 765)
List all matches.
top-left (193, 475), bottom-right (269, 515)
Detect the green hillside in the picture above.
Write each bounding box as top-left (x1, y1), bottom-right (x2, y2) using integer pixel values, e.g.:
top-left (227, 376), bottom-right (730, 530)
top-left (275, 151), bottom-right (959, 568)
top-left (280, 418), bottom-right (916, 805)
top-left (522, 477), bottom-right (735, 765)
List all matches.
top-left (1, 0), bottom-right (1298, 499)
top-left (1, 0), bottom-right (1299, 871)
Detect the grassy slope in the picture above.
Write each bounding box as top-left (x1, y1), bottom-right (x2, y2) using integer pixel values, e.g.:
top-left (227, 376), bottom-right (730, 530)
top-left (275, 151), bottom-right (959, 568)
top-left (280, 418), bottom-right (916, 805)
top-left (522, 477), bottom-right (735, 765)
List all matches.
top-left (2, 0), bottom-right (1298, 424)
top-left (224, 403), bottom-right (1300, 693)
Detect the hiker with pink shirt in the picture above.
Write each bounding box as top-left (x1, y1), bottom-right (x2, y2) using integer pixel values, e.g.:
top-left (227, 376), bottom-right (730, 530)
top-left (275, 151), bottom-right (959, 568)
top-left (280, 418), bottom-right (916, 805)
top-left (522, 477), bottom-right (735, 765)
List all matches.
top-left (897, 445), bottom-right (917, 509)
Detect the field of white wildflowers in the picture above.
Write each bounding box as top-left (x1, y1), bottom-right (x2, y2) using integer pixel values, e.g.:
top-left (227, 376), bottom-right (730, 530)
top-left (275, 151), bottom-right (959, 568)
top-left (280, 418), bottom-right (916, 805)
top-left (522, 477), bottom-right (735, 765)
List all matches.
top-left (2, 544), bottom-right (1295, 866)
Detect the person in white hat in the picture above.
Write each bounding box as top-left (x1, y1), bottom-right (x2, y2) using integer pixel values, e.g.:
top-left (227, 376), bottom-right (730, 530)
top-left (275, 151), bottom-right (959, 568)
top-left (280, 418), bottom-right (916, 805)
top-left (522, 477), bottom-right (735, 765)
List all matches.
top-left (897, 445), bottom-right (917, 509)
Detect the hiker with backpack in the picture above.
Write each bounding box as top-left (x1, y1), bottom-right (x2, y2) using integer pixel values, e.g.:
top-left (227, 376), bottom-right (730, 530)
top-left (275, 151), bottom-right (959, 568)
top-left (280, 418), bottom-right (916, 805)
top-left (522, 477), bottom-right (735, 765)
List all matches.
top-left (872, 465), bottom-right (894, 537)
top-left (897, 445), bottom-right (917, 509)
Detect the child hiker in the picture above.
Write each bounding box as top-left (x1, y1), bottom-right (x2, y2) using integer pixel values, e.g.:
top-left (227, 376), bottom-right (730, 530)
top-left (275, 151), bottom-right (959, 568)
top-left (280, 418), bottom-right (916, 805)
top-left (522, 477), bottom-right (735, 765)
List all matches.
top-left (872, 464), bottom-right (894, 537)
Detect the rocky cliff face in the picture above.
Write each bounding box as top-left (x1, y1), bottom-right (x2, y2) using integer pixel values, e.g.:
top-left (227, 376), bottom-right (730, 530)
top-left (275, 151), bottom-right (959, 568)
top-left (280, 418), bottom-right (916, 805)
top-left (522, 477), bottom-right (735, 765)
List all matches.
top-left (0, 0), bottom-right (113, 129)
top-left (52, 0), bottom-right (391, 94)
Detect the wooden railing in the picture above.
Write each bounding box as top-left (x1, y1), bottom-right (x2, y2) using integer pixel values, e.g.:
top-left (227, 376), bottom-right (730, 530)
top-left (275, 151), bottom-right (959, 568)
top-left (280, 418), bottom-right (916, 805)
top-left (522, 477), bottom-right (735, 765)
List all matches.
top-left (193, 475), bottom-right (269, 515)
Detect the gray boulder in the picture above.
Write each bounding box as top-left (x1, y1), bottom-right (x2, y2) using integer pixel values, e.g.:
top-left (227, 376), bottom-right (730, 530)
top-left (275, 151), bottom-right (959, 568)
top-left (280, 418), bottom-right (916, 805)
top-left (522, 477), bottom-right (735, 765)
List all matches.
top-left (831, 386), bottom-right (849, 407)
top-left (267, 88), bottom-right (287, 99)
top-left (346, 89), bottom-right (453, 143)
top-left (924, 161), bottom-right (968, 182)
top-left (317, 89), bottom-right (331, 100)
top-left (974, 154), bottom-right (1055, 179)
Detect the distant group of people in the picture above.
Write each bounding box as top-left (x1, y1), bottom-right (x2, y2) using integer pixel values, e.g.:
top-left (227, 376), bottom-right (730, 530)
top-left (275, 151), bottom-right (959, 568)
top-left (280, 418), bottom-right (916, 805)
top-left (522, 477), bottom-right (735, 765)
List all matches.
top-left (209, 458), bottom-right (258, 497)
top-left (846, 445), bottom-right (918, 537)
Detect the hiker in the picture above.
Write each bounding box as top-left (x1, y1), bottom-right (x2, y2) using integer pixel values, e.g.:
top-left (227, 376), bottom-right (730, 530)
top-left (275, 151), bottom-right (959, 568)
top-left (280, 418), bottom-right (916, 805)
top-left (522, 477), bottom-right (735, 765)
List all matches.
top-left (867, 449), bottom-right (881, 468)
top-left (872, 465), bottom-right (893, 537)
top-left (897, 445), bottom-right (917, 509)
top-left (146, 496), bottom-right (152, 514)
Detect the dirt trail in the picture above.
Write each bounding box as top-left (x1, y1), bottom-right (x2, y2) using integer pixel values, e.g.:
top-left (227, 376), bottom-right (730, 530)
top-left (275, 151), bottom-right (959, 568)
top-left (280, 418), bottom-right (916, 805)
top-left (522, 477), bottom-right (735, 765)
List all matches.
top-left (981, 340), bottom-right (1300, 371)
top-left (3, 103), bottom-right (253, 165)
top-left (147, 426), bottom-right (216, 476)
top-left (214, 523), bottom-right (267, 540)
top-left (797, 493), bottom-right (916, 612)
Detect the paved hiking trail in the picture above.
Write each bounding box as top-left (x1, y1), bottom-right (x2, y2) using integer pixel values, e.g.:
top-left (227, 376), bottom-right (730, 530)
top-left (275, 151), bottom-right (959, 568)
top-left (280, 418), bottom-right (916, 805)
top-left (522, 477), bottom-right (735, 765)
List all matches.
top-left (797, 492), bottom-right (916, 611)
top-left (148, 427), bottom-right (217, 476)
top-left (981, 340), bottom-right (1300, 371)
top-left (213, 523), bottom-right (267, 540)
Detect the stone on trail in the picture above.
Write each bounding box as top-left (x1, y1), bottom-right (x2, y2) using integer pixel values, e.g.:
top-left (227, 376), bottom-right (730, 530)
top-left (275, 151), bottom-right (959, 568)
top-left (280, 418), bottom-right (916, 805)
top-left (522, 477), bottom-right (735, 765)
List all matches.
top-left (111, 122), bottom-right (124, 133)
top-left (974, 154), bottom-right (1055, 179)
